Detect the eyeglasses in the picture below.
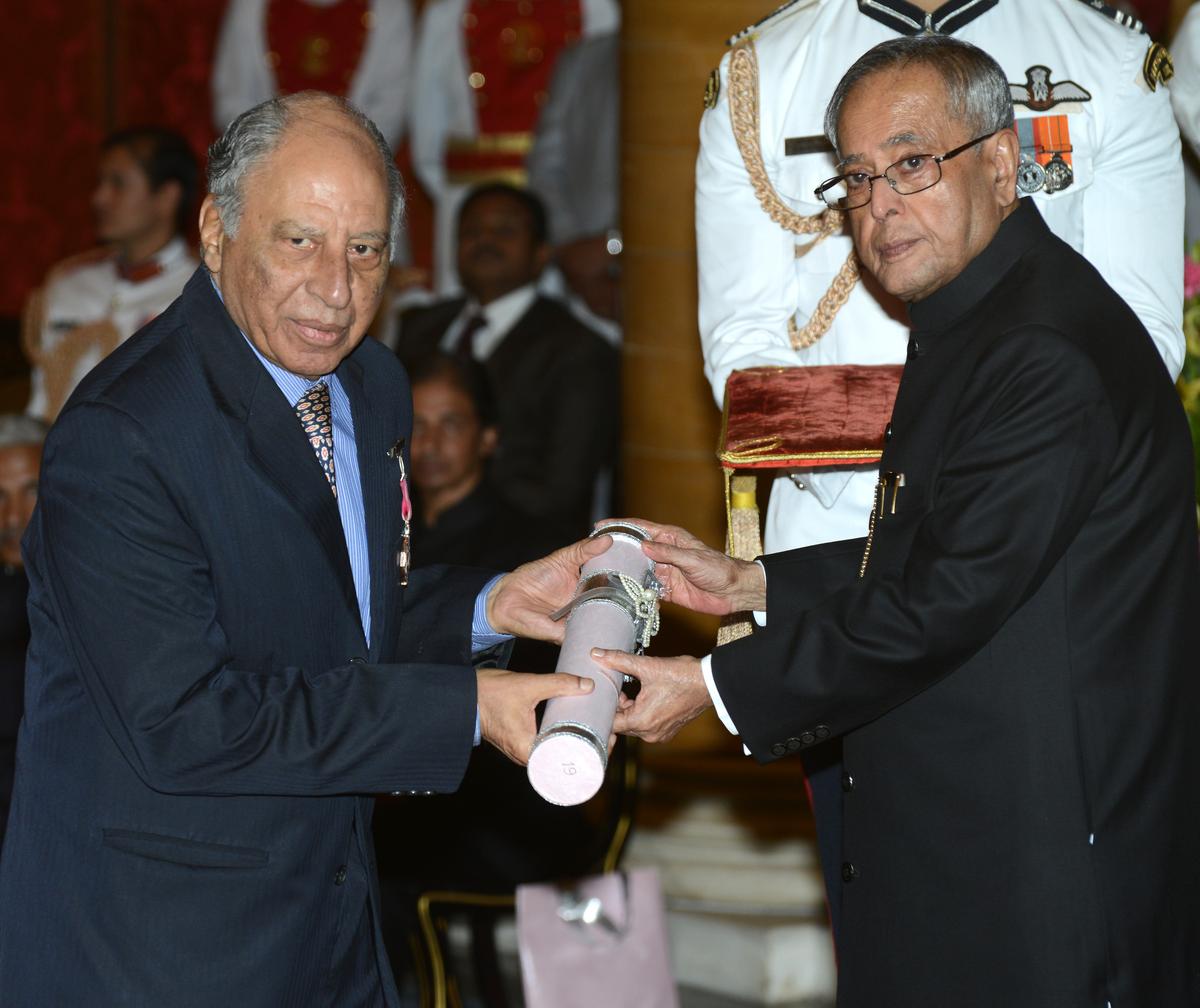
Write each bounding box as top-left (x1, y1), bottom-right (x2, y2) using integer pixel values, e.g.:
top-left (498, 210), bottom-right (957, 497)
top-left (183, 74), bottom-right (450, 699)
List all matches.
top-left (813, 130), bottom-right (999, 211)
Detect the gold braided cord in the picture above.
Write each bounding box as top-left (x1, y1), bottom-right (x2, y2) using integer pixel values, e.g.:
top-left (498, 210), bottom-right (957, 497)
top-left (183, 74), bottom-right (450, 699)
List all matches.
top-left (788, 249), bottom-right (860, 350)
top-left (726, 40), bottom-right (861, 350)
top-left (716, 473), bottom-right (762, 646)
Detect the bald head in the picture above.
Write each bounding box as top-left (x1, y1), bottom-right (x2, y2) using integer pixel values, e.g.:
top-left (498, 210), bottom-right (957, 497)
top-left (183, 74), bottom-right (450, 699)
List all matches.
top-left (206, 91), bottom-right (403, 261)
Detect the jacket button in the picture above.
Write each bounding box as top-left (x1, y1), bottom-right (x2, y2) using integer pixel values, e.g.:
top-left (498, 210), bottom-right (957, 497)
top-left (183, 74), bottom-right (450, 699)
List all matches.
top-left (771, 742), bottom-right (787, 757)
top-left (800, 731), bottom-right (815, 746)
top-left (884, 423), bottom-right (893, 442)
top-left (842, 773), bottom-right (855, 792)
top-left (814, 725), bottom-right (830, 740)
top-left (785, 736), bottom-right (802, 752)
top-left (334, 865), bottom-right (347, 886)
top-left (841, 862), bottom-right (858, 883)
top-left (347, 656), bottom-right (367, 666)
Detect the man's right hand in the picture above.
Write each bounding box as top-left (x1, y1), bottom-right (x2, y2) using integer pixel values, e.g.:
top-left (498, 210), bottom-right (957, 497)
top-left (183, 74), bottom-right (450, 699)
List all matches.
top-left (476, 668), bottom-right (594, 766)
top-left (598, 518), bottom-right (767, 615)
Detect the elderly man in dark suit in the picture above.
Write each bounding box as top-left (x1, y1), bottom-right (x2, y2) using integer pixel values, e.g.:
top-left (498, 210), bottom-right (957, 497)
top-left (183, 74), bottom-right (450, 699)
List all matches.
top-left (0, 91), bottom-right (603, 1008)
top-left (397, 183), bottom-right (618, 535)
top-left (598, 36), bottom-right (1200, 1008)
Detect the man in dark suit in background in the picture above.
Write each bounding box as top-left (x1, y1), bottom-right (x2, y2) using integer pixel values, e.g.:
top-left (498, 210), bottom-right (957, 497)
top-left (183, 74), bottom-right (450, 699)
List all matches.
top-left (405, 351), bottom-right (572, 572)
top-left (0, 414), bottom-right (45, 845)
top-left (397, 183), bottom-right (619, 534)
top-left (0, 91), bottom-right (603, 1008)
top-left (599, 36), bottom-right (1200, 1008)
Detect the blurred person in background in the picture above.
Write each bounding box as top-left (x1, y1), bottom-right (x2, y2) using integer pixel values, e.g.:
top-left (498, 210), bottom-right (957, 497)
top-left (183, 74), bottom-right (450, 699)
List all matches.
top-left (22, 128), bottom-right (197, 422)
top-left (397, 183), bottom-right (618, 534)
top-left (0, 415), bottom-right (45, 846)
top-left (528, 30), bottom-right (622, 333)
top-left (408, 0), bottom-right (619, 292)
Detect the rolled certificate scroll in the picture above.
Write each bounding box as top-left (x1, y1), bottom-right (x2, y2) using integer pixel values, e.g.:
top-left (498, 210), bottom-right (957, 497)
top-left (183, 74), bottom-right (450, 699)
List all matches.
top-left (527, 522), bottom-right (662, 806)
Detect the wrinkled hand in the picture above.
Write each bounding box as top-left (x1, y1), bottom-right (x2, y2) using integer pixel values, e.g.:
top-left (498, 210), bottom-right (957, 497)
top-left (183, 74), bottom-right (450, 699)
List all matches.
top-left (477, 668), bottom-right (594, 765)
top-left (486, 535), bottom-right (612, 642)
top-left (596, 518), bottom-right (766, 615)
top-left (596, 649), bottom-right (712, 745)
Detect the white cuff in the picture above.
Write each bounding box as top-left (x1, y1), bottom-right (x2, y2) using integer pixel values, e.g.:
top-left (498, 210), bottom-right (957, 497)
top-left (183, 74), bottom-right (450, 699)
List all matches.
top-left (701, 653), bottom-right (751, 756)
top-left (752, 560), bottom-right (767, 626)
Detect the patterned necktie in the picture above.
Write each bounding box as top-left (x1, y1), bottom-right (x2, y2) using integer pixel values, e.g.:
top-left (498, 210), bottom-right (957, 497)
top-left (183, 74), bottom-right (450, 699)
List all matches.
top-left (295, 381), bottom-right (337, 498)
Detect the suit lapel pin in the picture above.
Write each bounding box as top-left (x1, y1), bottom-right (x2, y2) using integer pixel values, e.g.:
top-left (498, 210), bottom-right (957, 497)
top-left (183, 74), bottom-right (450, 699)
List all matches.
top-left (387, 439), bottom-right (412, 587)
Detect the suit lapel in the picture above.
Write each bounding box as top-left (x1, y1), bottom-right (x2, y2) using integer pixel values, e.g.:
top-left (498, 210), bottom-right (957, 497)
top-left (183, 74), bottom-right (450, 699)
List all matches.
top-left (484, 296), bottom-right (543, 379)
top-left (184, 269), bottom-right (361, 631)
top-left (242, 376), bottom-right (361, 629)
top-left (338, 352), bottom-right (402, 662)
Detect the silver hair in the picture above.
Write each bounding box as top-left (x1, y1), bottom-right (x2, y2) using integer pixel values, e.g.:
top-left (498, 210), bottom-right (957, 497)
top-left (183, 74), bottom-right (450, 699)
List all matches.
top-left (206, 91), bottom-right (404, 261)
top-left (824, 35), bottom-right (1015, 154)
top-left (0, 415), bottom-right (47, 450)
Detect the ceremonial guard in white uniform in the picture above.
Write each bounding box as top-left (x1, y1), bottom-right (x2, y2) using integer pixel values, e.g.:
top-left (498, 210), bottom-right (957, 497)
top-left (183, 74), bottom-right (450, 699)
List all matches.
top-left (24, 239), bottom-right (195, 423)
top-left (409, 0), bottom-right (619, 292)
top-left (212, 0), bottom-right (414, 148)
top-left (698, 0), bottom-right (1183, 554)
top-left (24, 127), bottom-right (198, 423)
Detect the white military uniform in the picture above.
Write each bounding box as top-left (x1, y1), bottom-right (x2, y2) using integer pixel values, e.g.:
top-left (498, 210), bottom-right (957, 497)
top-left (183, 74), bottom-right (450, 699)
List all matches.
top-left (1171, 4), bottom-right (1200, 151)
top-left (212, 0), bottom-right (414, 149)
top-left (1169, 3), bottom-right (1200, 247)
top-left (697, 0), bottom-right (1185, 554)
top-left (25, 238), bottom-right (195, 422)
top-left (409, 0), bottom-right (620, 293)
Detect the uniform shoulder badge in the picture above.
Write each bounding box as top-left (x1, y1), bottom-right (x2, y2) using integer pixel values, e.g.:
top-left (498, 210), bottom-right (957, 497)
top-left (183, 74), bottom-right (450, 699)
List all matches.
top-left (704, 67), bottom-right (721, 109)
top-left (1069, 0), bottom-right (1144, 34)
top-left (1143, 42), bottom-right (1174, 91)
top-left (1009, 66), bottom-right (1092, 111)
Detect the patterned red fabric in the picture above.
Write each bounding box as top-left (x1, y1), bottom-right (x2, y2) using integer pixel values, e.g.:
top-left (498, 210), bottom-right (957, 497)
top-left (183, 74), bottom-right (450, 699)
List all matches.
top-left (1, 2), bottom-right (224, 318)
top-left (112, 0), bottom-right (224, 170)
top-left (465, 0), bottom-right (581, 135)
top-left (719, 365), bottom-right (904, 470)
top-left (0, 2), bottom-right (109, 318)
top-left (267, 0), bottom-right (370, 97)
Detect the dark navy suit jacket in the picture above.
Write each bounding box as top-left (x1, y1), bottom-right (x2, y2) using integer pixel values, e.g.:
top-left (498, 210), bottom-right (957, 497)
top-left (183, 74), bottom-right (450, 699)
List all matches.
top-left (0, 269), bottom-right (492, 1007)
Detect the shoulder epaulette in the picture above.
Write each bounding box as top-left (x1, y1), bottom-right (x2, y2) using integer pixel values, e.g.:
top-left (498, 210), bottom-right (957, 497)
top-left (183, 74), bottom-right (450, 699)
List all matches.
top-left (45, 247), bottom-right (113, 285)
top-left (1070, 0), bottom-right (1145, 34)
top-left (727, 0), bottom-right (821, 46)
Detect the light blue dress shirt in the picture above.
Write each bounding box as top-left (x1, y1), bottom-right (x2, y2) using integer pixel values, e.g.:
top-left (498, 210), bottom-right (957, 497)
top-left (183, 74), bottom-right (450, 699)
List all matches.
top-left (243, 338), bottom-right (508, 654)
top-left (244, 337), bottom-right (509, 746)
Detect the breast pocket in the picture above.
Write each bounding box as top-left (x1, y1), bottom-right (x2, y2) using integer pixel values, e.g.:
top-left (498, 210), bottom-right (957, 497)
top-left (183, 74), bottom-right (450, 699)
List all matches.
top-left (773, 147), bottom-right (858, 287)
top-left (774, 144), bottom-right (840, 210)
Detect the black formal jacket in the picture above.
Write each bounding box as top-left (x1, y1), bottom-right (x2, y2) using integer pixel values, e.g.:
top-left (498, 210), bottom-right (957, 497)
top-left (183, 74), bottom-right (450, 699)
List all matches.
top-left (713, 201), bottom-right (1200, 1007)
top-left (0, 567), bottom-right (29, 845)
top-left (398, 294), bottom-right (618, 533)
top-left (0, 270), bottom-right (493, 1007)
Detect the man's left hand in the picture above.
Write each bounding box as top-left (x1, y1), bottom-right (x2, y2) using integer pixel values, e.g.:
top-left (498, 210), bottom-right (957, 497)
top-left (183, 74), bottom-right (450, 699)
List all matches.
top-left (595, 649), bottom-right (712, 744)
top-left (478, 668), bottom-right (594, 765)
top-left (486, 534), bottom-right (612, 642)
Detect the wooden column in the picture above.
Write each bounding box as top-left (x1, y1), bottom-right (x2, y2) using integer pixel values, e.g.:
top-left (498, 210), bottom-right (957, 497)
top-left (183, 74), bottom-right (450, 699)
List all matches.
top-left (619, 2), bottom-right (767, 751)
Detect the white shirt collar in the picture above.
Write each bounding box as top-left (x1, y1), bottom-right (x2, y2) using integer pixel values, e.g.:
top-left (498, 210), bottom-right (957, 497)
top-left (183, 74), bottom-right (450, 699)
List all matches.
top-left (449, 282), bottom-right (539, 359)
